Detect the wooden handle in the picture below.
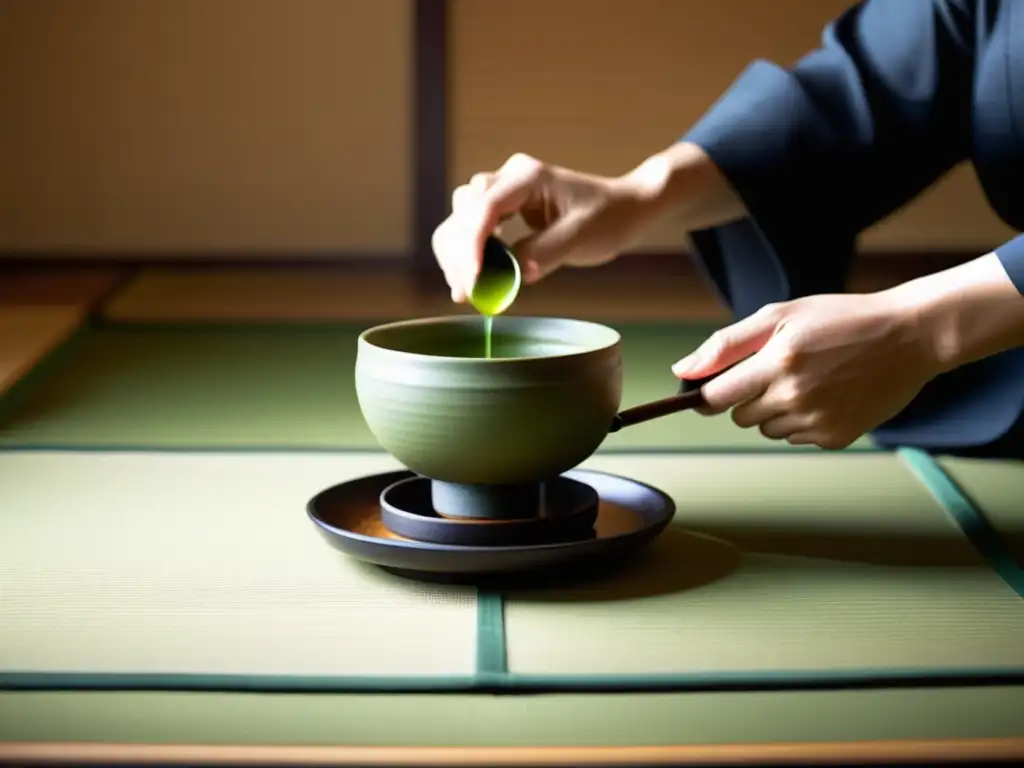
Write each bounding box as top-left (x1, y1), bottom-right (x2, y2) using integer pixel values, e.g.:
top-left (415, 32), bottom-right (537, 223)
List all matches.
top-left (608, 387), bottom-right (706, 433)
top-left (607, 367), bottom-right (734, 434)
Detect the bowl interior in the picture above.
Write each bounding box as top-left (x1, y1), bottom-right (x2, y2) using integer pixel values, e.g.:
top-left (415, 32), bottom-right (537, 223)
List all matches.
top-left (359, 316), bottom-right (620, 361)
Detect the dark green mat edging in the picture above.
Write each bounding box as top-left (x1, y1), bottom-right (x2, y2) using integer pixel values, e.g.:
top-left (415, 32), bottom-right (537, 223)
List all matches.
top-left (3, 666), bottom-right (1024, 694)
top-left (475, 590), bottom-right (508, 682)
top-left (898, 447), bottom-right (1024, 599)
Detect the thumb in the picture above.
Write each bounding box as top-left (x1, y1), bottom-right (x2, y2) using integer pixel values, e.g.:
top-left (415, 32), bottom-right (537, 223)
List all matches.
top-left (672, 305), bottom-right (782, 379)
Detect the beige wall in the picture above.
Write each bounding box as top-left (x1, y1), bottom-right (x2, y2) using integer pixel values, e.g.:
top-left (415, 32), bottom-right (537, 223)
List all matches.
top-left (450, 0), bottom-right (1017, 253)
top-left (0, 0), bottom-right (412, 254)
top-left (0, 0), bottom-right (1016, 257)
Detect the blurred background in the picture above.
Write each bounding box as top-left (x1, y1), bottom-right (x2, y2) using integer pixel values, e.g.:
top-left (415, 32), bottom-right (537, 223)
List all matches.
top-left (1, 0), bottom-right (1018, 390)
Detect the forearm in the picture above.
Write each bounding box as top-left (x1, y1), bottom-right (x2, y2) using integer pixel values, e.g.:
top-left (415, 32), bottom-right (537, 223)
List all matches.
top-left (621, 141), bottom-right (749, 234)
top-left (887, 252), bottom-right (1024, 372)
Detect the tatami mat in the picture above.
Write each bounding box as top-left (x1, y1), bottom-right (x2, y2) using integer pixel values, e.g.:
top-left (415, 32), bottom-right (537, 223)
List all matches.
top-left (504, 453), bottom-right (1024, 678)
top-left (1, 449), bottom-right (1020, 695)
top-left (101, 266), bottom-right (728, 322)
top-left (939, 457), bottom-right (1024, 564)
top-left (0, 451), bottom-right (477, 680)
top-left (0, 322), bottom-right (875, 451)
top-left (0, 306), bottom-right (85, 395)
top-left (3, 687), bottom-right (1024, 749)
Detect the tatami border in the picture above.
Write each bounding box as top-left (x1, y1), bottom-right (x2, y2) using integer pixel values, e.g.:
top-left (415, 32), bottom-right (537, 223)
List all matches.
top-left (897, 447), bottom-right (1024, 598)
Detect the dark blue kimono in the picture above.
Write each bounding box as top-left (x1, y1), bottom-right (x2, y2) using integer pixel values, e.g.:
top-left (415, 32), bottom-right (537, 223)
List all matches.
top-left (683, 0), bottom-right (1024, 458)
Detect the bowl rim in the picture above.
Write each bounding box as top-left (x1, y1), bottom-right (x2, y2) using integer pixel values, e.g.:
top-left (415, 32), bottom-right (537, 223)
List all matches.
top-left (357, 315), bottom-right (621, 364)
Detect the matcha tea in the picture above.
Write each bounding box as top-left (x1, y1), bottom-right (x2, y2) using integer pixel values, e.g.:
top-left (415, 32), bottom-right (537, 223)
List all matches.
top-left (409, 331), bottom-right (579, 359)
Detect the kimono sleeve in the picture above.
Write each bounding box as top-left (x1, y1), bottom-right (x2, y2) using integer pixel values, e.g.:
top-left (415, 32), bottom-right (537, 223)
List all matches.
top-left (682, 0), bottom-right (977, 318)
top-left (996, 234), bottom-right (1024, 295)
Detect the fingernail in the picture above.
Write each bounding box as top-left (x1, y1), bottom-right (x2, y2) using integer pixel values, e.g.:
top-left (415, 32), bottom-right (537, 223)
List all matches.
top-left (672, 354), bottom-right (697, 377)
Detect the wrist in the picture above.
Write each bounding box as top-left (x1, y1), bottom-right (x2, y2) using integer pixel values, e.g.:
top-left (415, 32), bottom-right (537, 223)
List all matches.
top-left (882, 252), bottom-right (1024, 372)
top-left (619, 141), bottom-right (747, 233)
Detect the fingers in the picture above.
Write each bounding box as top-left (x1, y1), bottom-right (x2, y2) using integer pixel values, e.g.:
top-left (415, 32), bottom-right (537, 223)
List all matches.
top-left (480, 154), bottom-right (548, 226)
top-left (672, 304), bottom-right (783, 381)
top-left (729, 395), bottom-right (784, 429)
top-left (736, 407), bottom-right (823, 444)
top-left (450, 173), bottom-right (495, 212)
top-left (723, 402), bottom-right (851, 448)
top-left (511, 215), bottom-right (588, 285)
top-left (440, 173), bottom-right (498, 301)
top-left (729, 377), bottom-right (808, 430)
top-left (433, 154), bottom-right (548, 301)
top-left (431, 222), bottom-right (471, 302)
top-left (754, 413), bottom-right (814, 440)
top-left (784, 431), bottom-right (857, 450)
top-left (681, 314), bottom-right (861, 450)
top-left (696, 353), bottom-right (773, 414)
top-left (470, 172), bottom-right (495, 192)
top-left (718, 383), bottom-right (818, 443)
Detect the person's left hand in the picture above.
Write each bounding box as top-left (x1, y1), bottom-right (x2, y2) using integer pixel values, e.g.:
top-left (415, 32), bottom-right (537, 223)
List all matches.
top-left (671, 292), bottom-right (944, 449)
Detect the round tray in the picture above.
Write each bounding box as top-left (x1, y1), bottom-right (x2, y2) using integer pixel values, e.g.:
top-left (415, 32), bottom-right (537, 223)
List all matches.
top-left (307, 468), bottom-right (675, 582)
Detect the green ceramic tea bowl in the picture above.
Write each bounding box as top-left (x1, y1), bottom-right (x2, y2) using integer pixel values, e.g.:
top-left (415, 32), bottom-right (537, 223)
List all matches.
top-left (356, 315), bottom-right (711, 520)
top-left (355, 315), bottom-right (620, 492)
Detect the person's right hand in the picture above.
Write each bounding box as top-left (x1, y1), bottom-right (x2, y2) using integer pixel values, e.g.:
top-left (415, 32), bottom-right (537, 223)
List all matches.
top-left (432, 153), bottom-right (655, 302)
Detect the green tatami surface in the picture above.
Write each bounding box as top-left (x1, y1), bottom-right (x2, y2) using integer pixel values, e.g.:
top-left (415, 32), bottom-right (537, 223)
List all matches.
top-left (0, 321), bottom-right (874, 451)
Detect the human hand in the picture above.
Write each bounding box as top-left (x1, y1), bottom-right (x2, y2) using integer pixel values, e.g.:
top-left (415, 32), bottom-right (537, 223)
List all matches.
top-left (671, 293), bottom-right (944, 449)
top-left (431, 153), bottom-right (655, 302)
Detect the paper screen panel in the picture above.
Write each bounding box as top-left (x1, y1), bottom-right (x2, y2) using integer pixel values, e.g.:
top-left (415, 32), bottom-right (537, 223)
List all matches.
top-left (0, 0), bottom-right (411, 254)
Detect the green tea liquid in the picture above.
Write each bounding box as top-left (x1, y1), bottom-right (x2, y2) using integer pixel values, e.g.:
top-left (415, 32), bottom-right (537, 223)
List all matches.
top-left (484, 315), bottom-right (493, 359)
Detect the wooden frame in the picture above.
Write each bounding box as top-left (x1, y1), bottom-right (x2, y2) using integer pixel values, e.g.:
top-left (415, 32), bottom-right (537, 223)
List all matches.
top-left (3, 737), bottom-right (1024, 766)
top-left (412, 0), bottom-right (450, 292)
